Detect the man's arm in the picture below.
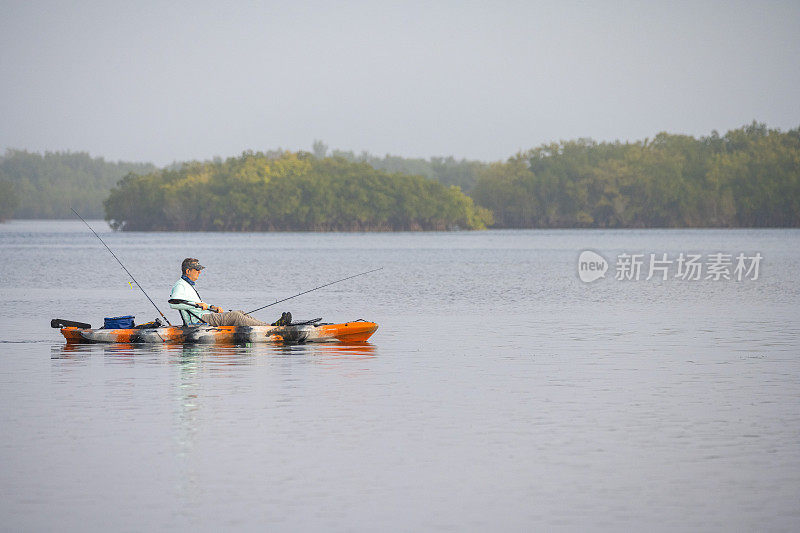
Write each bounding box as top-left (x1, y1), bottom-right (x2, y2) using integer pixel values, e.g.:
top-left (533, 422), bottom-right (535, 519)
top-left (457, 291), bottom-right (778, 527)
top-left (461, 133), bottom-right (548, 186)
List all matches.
top-left (195, 302), bottom-right (223, 313)
top-left (169, 284), bottom-right (222, 313)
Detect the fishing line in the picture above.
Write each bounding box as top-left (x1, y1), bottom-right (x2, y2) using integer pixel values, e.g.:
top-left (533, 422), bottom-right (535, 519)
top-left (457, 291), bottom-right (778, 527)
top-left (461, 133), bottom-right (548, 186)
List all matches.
top-left (246, 267), bottom-right (384, 315)
top-left (71, 208), bottom-right (172, 326)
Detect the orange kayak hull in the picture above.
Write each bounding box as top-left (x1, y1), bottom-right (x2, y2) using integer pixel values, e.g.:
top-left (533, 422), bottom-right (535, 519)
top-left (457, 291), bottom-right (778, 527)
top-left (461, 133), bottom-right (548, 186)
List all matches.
top-left (59, 321), bottom-right (378, 345)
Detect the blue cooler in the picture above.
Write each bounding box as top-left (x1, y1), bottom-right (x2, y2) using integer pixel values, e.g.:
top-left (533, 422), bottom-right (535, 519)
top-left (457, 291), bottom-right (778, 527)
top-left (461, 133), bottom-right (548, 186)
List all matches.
top-left (103, 315), bottom-right (135, 329)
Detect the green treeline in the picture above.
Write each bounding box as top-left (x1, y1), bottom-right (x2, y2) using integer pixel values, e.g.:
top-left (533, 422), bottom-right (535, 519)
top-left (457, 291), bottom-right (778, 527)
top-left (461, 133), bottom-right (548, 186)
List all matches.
top-left (0, 150), bottom-right (156, 218)
top-left (104, 151), bottom-right (492, 231)
top-left (0, 179), bottom-right (16, 221)
top-left (3, 123), bottom-right (799, 228)
top-left (314, 141), bottom-right (486, 192)
top-left (473, 123), bottom-right (800, 227)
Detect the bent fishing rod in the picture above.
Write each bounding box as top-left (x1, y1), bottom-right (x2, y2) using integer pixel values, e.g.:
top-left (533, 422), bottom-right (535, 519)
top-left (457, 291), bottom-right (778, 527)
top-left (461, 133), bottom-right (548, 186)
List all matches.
top-left (71, 208), bottom-right (172, 326)
top-left (246, 267), bottom-right (383, 315)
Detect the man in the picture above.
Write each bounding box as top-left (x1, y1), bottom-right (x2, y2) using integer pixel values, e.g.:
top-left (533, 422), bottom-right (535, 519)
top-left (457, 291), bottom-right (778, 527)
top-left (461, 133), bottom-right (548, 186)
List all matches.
top-left (169, 258), bottom-right (291, 327)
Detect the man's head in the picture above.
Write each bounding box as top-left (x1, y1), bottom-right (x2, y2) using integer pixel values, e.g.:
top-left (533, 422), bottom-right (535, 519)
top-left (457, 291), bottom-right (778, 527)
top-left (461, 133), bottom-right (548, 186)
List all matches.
top-left (181, 258), bottom-right (205, 282)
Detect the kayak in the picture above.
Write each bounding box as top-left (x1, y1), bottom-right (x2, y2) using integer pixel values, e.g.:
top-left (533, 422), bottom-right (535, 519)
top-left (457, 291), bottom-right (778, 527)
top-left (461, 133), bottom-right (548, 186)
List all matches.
top-left (54, 319), bottom-right (378, 344)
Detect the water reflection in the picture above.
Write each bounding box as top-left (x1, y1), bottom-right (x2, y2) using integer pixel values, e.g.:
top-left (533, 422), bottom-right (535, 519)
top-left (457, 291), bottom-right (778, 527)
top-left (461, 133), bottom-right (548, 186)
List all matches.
top-left (50, 343), bottom-right (92, 363)
top-left (49, 339), bottom-right (376, 512)
top-left (312, 342), bottom-right (377, 358)
top-left (52, 341), bottom-right (377, 365)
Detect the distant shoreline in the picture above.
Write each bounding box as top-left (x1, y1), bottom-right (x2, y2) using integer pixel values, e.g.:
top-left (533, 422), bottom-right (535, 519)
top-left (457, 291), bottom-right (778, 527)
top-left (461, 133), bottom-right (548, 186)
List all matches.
top-left (3, 123), bottom-right (799, 228)
top-left (4, 218), bottom-right (800, 231)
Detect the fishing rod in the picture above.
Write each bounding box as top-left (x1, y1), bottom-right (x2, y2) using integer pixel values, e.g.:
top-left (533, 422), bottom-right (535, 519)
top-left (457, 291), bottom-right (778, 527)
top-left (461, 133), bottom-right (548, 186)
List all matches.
top-left (246, 267), bottom-right (383, 315)
top-left (71, 208), bottom-right (172, 326)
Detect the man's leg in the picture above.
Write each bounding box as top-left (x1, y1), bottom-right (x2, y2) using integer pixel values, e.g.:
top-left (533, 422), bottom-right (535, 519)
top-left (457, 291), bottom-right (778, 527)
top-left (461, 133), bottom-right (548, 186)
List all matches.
top-left (202, 310), bottom-right (269, 326)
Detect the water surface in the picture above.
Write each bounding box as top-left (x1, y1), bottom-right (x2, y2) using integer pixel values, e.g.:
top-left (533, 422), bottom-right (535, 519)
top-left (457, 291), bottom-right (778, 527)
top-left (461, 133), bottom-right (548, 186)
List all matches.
top-left (1, 221), bottom-right (799, 531)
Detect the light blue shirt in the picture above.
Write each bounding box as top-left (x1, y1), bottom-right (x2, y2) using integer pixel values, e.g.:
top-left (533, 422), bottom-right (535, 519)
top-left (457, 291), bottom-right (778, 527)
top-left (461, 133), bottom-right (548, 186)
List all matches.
top-left (169, 278), bottom-right (210, 325)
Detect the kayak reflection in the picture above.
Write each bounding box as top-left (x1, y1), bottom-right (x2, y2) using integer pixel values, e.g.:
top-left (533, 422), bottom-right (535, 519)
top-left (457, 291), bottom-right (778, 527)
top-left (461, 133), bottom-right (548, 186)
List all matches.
top-left (53, 341), bottom-right (376, 363)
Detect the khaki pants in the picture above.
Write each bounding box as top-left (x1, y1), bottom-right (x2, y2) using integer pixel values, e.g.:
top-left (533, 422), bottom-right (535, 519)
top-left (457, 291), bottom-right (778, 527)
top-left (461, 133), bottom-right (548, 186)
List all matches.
top-left (202, 310), bottom-right (268, 327)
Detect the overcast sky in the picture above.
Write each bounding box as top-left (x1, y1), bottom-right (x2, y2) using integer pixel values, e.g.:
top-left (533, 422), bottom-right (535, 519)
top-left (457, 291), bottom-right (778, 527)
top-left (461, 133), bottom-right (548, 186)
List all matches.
top-left (1, 0), bottom-right (798, 165)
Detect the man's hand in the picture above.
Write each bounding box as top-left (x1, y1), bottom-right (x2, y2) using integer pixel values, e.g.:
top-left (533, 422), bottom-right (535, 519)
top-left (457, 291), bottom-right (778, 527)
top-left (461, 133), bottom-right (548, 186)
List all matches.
top-left (211, 305), bottom-right (223, 313)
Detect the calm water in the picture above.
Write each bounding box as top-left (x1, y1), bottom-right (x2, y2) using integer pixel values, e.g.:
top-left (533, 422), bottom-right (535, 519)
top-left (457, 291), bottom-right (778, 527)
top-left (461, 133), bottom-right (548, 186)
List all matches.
top-left (1, 220), bottom-right (799, 531)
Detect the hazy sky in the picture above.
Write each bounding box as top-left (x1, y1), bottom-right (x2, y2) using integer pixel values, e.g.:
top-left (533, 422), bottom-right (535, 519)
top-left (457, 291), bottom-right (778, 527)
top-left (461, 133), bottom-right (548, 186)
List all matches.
top-left (1, 0), bottom-right (798, 165)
